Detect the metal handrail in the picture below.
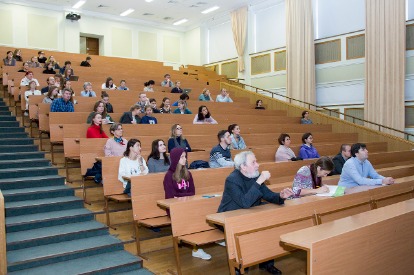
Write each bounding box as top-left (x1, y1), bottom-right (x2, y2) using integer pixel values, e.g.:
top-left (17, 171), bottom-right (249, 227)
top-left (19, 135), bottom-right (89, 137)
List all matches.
top-left (224, 79), bottom-right (414, 141)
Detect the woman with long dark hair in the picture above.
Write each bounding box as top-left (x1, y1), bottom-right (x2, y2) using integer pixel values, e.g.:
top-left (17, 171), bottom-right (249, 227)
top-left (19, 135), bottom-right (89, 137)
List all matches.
top-left (147, 139), bottom-right (170, 173)
top-left (86, 101), bottom-right (113, 124)
top-left (292, 156), bottom-right (333, 196)
top-left (193, 105), bottom-right (217, 124)
top-left (118, 139), bottom-right (148, 196)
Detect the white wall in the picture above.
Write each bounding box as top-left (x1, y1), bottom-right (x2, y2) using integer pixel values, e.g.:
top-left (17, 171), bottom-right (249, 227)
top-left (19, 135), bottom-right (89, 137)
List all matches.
top-left (313, 0), bottom-right (365, 39)
top-left (0, 2), bottom-right (190, 65)
top-left (183, 27), bottom-right (201, 65)
top-left (207, 21), bottom-right (237, 63)
top-left (408, 0), bottom-right (414, 20)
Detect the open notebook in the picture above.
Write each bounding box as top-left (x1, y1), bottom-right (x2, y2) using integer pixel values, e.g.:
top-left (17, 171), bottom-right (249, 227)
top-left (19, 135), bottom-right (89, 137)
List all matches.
top-left (316, 185), bottom-right (346, 197)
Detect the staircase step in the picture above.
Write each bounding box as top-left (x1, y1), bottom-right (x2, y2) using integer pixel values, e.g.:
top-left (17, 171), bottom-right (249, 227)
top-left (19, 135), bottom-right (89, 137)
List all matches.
top-left (0, 111), bottom-right (12, 116)
top-left (0, 126), bottom-right (25, 133)
top-left (0, 151), bottom-right (45, 160)
top-left (0, 138), bottom-right (34, 145)
top-left (0, 144), bottom-right (38, 153)
top-left (0, 166), bottom-right (57, 180)
top-left (0, 175), bottom-right (64, 190)
top-left (0, 121), bottom-right (19, 127)
top-left (6, 208), bottom-right (95, 233)
top-left (0, 115), bottom-right (16, 121)
top-left (7, 235), bottom-right (124, 272)
top-left (5, 196), bottom-right (84, 217)
top-left (8, 250), bottom-right (143, 275)
top-left (115, 269), bottom-right (153, 275)
top-left (0, 158), bottom-right (50, 170)
top-left (2, 185), bottom-right (74, 202)
top-left (0, 132), bottom-right (28, 138)
top-left (7, 220), bottom-right (108, 251)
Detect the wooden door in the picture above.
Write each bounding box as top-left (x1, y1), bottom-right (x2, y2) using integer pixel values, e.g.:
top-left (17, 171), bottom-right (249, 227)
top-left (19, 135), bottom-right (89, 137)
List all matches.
top-left (86, 37), bottom-right (99, 55)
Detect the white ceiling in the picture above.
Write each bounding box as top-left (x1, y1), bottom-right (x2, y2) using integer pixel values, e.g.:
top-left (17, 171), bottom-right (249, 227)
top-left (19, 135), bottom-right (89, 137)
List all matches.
top-left (11, 0), bottom-right (265, 31)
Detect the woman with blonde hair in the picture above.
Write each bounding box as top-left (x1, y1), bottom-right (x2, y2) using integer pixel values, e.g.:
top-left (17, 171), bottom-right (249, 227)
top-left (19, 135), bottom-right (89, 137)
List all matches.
top-left (167, 124), bottom-right (192, 153)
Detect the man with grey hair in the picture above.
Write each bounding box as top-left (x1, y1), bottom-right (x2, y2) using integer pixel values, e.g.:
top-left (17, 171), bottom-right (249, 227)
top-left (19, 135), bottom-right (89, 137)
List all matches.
top-left (217, 151), bottom-right (294, 275)
top-left (80, 82), bottom-right (96, 97)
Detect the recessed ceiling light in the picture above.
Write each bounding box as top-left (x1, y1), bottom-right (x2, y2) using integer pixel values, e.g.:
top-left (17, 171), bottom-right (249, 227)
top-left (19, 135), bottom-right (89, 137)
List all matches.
top-left (201, 6), bottom-right (219, 14)
top-left (145, 0), bottom-right (154, 2)
top-left (173, 18), bottom-right (188, 25)
top-left (72, 0), bottom-right (86, 9)
top-left (120, 9), bottom-right (135, 16)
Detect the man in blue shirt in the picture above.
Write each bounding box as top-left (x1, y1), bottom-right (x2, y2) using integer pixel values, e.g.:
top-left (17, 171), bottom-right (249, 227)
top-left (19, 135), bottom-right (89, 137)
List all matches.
top-left (50, 89), bottom-right (74, 112)
top-left (209, 130), bottom-right (234, 168)
top-left (338, 143), bottom-right (394, 189)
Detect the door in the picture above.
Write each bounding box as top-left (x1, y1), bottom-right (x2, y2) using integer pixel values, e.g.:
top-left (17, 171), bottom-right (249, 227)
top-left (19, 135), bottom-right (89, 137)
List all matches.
top-left (86, 37), bottom-right (99, 55)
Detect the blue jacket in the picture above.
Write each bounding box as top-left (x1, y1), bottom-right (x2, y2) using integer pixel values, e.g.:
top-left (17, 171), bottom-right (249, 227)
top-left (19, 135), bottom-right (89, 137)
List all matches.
top-left (298, 144), bottom-right (319, 159)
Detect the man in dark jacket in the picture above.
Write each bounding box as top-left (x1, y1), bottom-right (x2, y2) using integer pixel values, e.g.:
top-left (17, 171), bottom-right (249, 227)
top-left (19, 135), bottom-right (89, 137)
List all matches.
top-left (330, 144), bottom-right (351, 175)
top-left (217, 151), bottom-right (294, 275)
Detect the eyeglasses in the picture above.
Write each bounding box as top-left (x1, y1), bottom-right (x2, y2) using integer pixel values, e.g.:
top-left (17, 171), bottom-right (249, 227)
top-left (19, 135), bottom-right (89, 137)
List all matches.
top-left (176, 127), bottom-right (182, 130)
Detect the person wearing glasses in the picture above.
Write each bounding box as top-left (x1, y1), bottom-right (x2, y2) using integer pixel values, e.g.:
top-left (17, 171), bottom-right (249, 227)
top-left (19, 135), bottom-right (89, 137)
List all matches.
top-left (167, 124), bottom-right (192, 153)
top-left (104, 123), bottom-right (127, 157)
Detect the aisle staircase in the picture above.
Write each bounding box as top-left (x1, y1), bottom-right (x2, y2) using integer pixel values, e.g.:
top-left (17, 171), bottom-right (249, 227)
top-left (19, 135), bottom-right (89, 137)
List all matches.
top-left (0, 97), bottom-right (152, 274)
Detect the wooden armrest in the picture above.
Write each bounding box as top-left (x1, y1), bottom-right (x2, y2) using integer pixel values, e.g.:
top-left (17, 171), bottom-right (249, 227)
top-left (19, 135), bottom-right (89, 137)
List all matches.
top-left (122, 176), bottom-right (131, 181)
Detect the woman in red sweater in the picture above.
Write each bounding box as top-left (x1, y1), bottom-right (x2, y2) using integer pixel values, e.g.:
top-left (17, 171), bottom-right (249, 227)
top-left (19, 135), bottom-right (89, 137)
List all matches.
top-left (86, 112), bottom-right (108, 138)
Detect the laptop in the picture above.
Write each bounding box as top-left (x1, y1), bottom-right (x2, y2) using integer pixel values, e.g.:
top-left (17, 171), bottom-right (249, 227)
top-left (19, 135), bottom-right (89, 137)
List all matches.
top-left (69, 75), bottom-right (79, 81)
top-left (183, 88), bottom-right (192, 94)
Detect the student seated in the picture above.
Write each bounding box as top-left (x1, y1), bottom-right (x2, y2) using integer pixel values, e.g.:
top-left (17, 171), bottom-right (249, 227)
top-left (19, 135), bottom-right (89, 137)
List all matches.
top-left (59, 61), bottom-right (74, 75)
top-left (118, 139), bottom-right (148, 196)
top-left (144, 80), bottom-right (155, 92)
top-left (101, 91), bottom-right (114, 113)
top-left (86, 112), bottom-right (109, 138)
top-left (80, 56), bottom-right (92, 67)
top-left (193, 105), bottom-right (217, 124)
top-left (42, 86), bottom-right (59, 104)
top-left (292, 157), bottom-right (333, 196)
top-left (198, 88), bottom-right (214, 102)
top-left (37, 51), bottom-right (47, 63)
top-left (173, 100), bottom-right (192, 114)
top-left (24, 80), bottom-right (41, 115)
top-left (172, 93), bottom-right (189, 107)
top-left (159, 97), bottom-right (172, 114)
top-left (147, 139), bottom-right (170, 173)
top-left (102, 77), bottom-right (117, 90)
top-left (330, 144), bottom-right (351, 175)
top-left (255, 99), bottom-right (265, 110)
top-left (104, 123), bottom-right (127, 157)
top-left (275, 133), bottom-right (297, 162)
top-left (86, 101), bottom-right (113, 125)
top-left (119, 105), bottom-right (142, 124)
top-left (338, 143), bottom-right (394, 189)
top-left (300, 110), bottom-right (313, 124)
top-left (50, 89), bottom-right (74, 112)
top-left (118, 80), bottom-right (129, 90)
top-left (140, 106), bottom-right (158, 124)
top-left (43, 63), bottom-right (56, 74)
top-left (149, 98), bottom-right (161, 113)
top-left (13, 49), bottom-right (22, 62)
top-left (28, 56), bottom-right (41, 68)
top-left (3, 51), bottom-right (16, 66)
top-left (18, 62), bottom-right (30, 73)
top-left (228, 124), bottom-right (246, 150)
top-left (163, 147), bottom-right (211, 260)
top-left (161, 73), bottom-right (174, 87)
top-left (171, 81), bottom-right (183, 93)
top-left (20, 71), bottom-right (40, 86)
top-left (298, 132), bottom-right (320, 159)
top-left (136, 93), bottom-right (149, 113)
top-left (80, 82), bottom-right (97, 97)
top-left (216, 88), bottom-right (233, 102)
top-left (209, 130), bottom-right (234, 168)
top-left (168, 124), bottom-right (191, 153)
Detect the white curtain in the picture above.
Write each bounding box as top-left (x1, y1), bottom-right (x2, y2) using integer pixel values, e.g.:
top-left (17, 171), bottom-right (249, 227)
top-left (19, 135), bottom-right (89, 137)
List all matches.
top-left (286, 0), bottom-right (316, 106)
top-left (365, 0), bottom-right (405, 133)
top-left (231, 6), bottom-right (248, 72)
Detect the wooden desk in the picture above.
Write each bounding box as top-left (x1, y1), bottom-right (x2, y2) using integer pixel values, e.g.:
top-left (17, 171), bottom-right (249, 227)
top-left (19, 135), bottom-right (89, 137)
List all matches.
top-left (206, 196), bottom-right (328, 226)
top-left (157, 193), bottom-right (223, 209)
top-left (280, 198), bottom-right (414, 275)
